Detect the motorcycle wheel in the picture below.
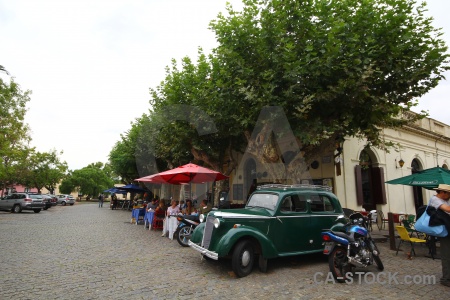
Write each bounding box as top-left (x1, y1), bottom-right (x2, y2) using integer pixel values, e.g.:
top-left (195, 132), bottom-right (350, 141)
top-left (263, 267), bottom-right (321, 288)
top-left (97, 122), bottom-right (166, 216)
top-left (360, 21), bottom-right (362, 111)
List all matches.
top-left (176, 226), bottom-right (193, 247)
top-left (329, 246), bottom-right (353, 283)
top-left (373, 255), bottom-right (384, 271)
top-left (369, 240), bottom-right (384, 271)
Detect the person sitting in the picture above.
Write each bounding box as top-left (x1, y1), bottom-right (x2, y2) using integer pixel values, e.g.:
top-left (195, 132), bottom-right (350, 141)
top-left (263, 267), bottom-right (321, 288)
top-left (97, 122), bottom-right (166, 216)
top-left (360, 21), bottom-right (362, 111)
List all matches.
top-left (154, 201), bottom-right (165, 215)
top-left (147, 199), bottom-right (157, 211)
top-left (183, 199), bottom-right (196, 215)
top-left (197, 199), bottom-right (212, 215)
top-left (178, 200), bottom-right (186, 210)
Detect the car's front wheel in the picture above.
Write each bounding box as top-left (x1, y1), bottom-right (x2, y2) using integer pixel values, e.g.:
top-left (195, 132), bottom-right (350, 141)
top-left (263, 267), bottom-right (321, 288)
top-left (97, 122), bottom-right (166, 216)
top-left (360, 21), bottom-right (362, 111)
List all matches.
top-left (176, 226), bottom-right (193, 247)
top-left (33, 209), bottom-right (41, 213)
top-left (61, 202), bottom-right (66, 206)
top-left (232, 240), bottom-right (255, 277)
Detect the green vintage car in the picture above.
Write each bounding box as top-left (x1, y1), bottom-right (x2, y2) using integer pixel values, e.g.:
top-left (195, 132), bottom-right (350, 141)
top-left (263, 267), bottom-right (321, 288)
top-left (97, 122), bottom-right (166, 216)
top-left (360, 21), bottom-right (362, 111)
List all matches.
top-left (188, 184), bottom-right (344, 277)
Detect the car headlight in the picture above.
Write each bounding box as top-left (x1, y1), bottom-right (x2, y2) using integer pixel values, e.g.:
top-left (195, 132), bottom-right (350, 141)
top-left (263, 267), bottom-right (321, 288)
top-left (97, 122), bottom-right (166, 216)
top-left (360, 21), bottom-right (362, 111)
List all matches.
top-left (199, 214), bottom-right (205, 223)
top-left (213, 218), bottom-right (221, 228)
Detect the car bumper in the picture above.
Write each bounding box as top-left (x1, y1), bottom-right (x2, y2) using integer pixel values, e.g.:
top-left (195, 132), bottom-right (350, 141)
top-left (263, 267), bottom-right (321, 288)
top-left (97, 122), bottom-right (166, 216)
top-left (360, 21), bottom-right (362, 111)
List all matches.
top-left (23, 204), bottom-right (45, 210)
top-left (188, 240), bottom-right (218, 260)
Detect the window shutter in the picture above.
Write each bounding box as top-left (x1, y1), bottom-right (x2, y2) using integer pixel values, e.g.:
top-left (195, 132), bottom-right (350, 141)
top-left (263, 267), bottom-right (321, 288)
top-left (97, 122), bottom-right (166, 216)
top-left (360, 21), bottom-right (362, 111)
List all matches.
top-left (354, 165), bottom-right (364, 205)
top-left (371, 167), bottom-right (387, 204)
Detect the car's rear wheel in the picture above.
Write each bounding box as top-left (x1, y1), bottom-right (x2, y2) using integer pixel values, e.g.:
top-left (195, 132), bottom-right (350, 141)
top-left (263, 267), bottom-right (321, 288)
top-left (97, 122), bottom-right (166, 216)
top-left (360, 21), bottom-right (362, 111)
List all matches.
top-left (12, 205), bottom-right (22, 213)
top-left (69, 203), bottom-right (74, 206)
top-left (232, 240), bottom-right (255, 277)
top-left (33, 209), bottom-right (41, 213)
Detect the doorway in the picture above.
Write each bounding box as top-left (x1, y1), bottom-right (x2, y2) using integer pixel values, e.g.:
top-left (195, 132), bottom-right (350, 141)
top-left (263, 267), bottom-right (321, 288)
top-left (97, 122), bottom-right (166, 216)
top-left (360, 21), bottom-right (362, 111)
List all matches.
top-left (411, 159), bottom-right (424, 213)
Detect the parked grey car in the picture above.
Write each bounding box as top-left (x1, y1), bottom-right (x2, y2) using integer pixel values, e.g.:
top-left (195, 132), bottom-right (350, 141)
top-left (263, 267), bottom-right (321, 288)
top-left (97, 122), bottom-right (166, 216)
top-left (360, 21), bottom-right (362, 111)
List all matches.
top-left (0, 193), bottom-right (45, 213)
top-left (57, 194), bottom-right (75, 206)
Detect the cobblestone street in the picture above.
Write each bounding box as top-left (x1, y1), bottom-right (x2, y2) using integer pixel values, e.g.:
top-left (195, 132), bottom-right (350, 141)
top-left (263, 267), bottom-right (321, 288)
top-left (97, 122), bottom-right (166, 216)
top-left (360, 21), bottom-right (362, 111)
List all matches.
top-left (0, 203), bottom-right (447, 299)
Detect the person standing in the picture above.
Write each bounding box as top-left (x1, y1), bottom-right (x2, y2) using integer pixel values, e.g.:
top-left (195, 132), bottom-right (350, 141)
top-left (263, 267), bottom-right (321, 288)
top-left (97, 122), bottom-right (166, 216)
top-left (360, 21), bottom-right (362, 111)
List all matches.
top-left (429, 184), bottom-right (450, 287)
top-left (98, 193), bottom-right (104, 208)
top-left (163, 199), bottom-right (180, 239)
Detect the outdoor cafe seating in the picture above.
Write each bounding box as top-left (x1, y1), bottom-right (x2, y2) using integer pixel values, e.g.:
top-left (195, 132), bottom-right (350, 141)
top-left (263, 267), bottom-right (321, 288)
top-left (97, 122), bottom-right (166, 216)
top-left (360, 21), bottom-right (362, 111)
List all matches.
top-left (395, 225), bottom-right (427, 256)
top-left (151, 211), bottom-right (165, 230)
top-left (131, 207), bottom-right (146, 224)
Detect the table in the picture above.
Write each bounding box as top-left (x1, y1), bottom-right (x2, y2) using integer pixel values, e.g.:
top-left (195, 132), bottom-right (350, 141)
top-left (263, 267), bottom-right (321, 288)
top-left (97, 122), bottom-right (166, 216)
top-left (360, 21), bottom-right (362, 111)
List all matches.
top-left (131, 208), bottom-right (146, 224)
top-left (144, 211), bottom-right (155, 230)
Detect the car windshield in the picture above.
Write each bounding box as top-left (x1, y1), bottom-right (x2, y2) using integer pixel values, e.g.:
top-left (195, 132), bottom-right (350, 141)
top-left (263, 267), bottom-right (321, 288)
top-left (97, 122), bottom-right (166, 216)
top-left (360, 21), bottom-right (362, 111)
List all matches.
top-left (246, 193), bottom-right (279, 210)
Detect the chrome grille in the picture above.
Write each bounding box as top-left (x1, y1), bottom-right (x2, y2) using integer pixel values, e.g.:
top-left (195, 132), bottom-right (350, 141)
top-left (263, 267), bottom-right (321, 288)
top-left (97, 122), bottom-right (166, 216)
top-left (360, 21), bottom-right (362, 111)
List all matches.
top-left (201, 216), bottom-right (215, 249)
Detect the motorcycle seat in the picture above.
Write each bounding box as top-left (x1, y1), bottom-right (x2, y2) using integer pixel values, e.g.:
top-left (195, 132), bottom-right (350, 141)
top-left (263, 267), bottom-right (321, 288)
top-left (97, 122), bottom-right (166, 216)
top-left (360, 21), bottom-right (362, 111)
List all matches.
top-left (331, 231), bottom-right (355, 243)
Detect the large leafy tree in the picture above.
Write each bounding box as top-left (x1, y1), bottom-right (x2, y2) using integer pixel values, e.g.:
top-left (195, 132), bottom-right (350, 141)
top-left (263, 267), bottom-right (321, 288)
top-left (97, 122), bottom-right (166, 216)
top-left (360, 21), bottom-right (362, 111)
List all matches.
top-left (142, 0), bottom-right (448, 191)
top-left (59, 163), bottom-right (114, 197)
top-left (0, 78), bottom-right (32, 195)
top-left (109, 115), bottom-right (168, 182)
top-left (204, 0), bottom-right (449, 179)
top-left (23, 149), bottom-right (68, 194)
top-left (149, 53), bottom-right (246, 174)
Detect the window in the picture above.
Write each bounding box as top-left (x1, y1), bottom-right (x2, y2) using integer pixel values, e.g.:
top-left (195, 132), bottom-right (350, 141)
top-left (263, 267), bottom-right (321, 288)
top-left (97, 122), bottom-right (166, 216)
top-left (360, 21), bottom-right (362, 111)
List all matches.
top-left (292, 194), bottom-right (307, 212)
top-left (309, 194), bottom-right (335, 212)
top-left (247, 193), bottom-right (278, 210)
top-left (280, 197), bottom-right (293, 212)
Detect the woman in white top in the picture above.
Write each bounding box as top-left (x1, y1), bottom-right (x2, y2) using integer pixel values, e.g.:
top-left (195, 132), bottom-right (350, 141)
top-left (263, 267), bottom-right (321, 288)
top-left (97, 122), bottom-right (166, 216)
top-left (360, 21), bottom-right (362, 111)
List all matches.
top-left (164, 200), bottom-right (180, 239)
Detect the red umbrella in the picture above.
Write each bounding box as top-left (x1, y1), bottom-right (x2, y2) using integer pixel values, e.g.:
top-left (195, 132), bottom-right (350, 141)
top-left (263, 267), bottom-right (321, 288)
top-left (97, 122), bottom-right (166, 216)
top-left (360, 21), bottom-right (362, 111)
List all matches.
top-left (136, 163), bottom-right (228, 184)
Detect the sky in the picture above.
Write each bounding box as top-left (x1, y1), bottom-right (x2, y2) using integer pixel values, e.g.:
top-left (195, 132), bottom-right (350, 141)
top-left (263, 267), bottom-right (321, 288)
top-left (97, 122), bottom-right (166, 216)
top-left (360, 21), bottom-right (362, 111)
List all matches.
top-left (0, 0), bottom-right (449, 171)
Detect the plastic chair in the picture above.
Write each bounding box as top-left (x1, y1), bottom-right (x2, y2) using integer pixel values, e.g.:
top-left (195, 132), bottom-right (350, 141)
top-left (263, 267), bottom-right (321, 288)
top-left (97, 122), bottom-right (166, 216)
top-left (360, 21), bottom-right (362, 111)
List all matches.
top-left (151, 211), bottom-right (165, 230)
top-left (400, 219), bottom-right (423, 238)
top-left (376, 210), bottom-right (388, 230)
top-left (395, 226), bottom-right (427, 256)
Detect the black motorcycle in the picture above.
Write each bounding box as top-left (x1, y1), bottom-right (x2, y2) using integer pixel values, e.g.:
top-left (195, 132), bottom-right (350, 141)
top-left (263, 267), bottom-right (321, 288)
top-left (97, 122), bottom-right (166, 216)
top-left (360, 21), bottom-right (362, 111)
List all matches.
top-left (174, 214), bottom-right (200, 247)
top-left (321, 212), bottom-right (384, 283)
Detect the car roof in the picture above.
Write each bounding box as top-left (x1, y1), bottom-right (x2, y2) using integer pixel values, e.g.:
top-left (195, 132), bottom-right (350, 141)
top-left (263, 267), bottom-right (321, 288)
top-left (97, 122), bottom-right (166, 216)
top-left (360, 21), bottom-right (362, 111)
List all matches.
top-left (255, 184), bottom-right (333, 193)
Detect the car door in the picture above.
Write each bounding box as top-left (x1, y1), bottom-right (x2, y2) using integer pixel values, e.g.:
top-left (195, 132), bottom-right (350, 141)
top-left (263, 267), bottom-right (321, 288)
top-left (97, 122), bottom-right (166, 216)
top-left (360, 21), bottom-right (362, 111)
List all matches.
top-left (308, 192), bottom-right (341, 249)
top-left (272, 193), bottom-right (311, 254)
top-left (0, 194), bottom-right (11, 210)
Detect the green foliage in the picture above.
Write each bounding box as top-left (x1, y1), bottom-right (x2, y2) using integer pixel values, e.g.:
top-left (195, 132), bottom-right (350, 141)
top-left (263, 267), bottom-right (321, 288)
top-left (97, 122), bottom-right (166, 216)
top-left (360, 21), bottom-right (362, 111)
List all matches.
top-left (108, 115), bottom-right (164, 181)
top-left (0, 78), bottom-right (32, 191)
top-left (118, 0), bottom-right (449, 185)
top-left (23, 149), bottom-right (68, 193)
top-left (208, 0), bottom-right (449, 151)
top-left (59, 163), bottom-right (114, 197)
top-left (0, 65), bottom-right (9, 75)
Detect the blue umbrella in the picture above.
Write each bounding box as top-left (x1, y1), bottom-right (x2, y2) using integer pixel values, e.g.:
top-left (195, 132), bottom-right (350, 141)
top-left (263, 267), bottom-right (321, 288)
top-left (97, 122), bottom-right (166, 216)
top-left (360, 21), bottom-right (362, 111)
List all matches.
top-left (117, 184), bottom-right (147, 193)
top-left (103, 188), bottom-right (127, 195)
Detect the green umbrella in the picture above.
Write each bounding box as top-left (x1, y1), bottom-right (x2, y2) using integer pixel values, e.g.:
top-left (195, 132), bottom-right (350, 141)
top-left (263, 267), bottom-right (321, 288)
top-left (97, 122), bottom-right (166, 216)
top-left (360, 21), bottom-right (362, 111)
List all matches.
top-left (385, 167), bottom-right (450, 189)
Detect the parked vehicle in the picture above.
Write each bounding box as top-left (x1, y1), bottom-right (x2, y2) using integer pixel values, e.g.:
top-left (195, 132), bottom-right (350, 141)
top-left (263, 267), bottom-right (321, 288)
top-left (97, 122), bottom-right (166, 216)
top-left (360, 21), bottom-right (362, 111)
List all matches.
top-left (0, 193), bottom-right (44, 213)
top-left (40, 195), bottom-right (53, 210)
top-left (174, 214), bottom-right (200, 247)
top-left (321, 212), bottom-right (384, 283)
top-left (188, 184), bottom-right (343, 277)
top-left (46, 194), bottom-right (58, 206)
top-left (57, 194), bottom-right (75, 206)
